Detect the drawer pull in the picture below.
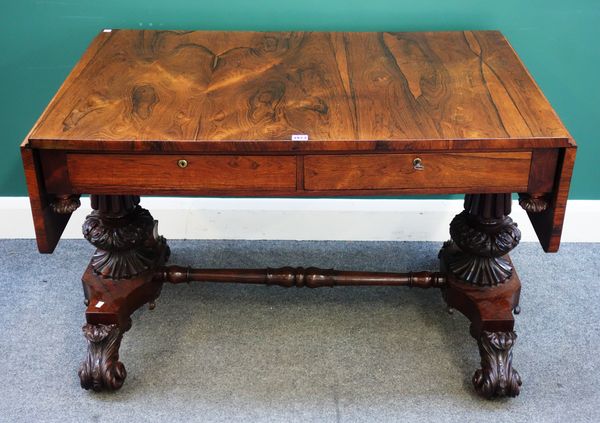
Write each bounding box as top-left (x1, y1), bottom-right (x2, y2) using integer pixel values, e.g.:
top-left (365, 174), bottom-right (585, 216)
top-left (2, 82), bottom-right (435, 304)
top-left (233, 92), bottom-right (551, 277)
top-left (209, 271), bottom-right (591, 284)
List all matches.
top-left (177, 159), bottom-right (188, 169)
top-left (413, 157), bottom-right (424, 171)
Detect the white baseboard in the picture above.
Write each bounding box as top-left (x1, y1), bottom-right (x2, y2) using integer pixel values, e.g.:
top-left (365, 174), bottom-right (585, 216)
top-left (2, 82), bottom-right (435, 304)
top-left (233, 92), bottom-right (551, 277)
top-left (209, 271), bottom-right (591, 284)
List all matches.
top-left (1, 197), bottom-right (598, 242)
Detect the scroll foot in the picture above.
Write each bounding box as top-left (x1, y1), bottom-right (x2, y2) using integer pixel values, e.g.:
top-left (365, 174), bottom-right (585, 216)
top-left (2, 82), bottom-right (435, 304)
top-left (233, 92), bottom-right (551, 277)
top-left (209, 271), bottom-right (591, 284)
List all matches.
top-left (473, 330), bottom-right (522, 399)
top-left (78, 323), bottom-right (127, 391)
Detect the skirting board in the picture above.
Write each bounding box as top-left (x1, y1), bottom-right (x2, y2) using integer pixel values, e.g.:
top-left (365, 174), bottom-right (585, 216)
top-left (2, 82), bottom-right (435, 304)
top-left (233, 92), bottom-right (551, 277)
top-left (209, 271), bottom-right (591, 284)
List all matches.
top-left (1, 197), bottom-right (598, 242)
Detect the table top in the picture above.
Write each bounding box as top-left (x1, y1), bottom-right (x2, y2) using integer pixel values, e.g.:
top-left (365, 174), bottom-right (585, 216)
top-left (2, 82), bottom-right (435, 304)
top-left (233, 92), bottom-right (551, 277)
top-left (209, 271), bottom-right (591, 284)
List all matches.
top-left (27, 30), bottom-right (572, 152)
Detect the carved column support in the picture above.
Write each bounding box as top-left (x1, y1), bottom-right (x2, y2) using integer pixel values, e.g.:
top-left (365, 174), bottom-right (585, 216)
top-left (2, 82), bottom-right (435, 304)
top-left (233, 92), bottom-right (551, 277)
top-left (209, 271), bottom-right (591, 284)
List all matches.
top-left (446, 194), bottom-right (521, 286)
top-left (441, 237), bottom-right (522, 399)
top-left (78, 323), bottom-right (127, 391)
top-left (82, 195), bottom-right (167, 280)
top-left (473, 330), bottom-right (522, 398)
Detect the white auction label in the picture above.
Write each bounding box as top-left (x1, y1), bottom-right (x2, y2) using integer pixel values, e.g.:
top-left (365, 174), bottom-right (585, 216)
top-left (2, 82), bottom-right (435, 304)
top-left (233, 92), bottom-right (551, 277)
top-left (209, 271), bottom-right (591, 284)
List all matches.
top-left (95, 301), bottom-right (105, 308)
top-left (291, 134), bottom-right (309, 141)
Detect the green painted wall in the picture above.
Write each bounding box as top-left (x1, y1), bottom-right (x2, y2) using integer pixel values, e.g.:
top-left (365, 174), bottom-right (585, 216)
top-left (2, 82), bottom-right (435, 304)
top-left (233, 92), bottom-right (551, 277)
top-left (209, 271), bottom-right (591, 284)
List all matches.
top-left (1, 0), bottom-right (597, 197)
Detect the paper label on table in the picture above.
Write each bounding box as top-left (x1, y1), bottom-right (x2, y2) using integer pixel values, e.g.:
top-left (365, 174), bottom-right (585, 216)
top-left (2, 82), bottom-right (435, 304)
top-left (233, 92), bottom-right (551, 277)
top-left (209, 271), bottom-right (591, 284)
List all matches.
top-left (95, 301), bottom-right (105, 308)
top-left (291, 134), bottom-right (309, 141)
top-left (103, 29), bottom-right (112, 33)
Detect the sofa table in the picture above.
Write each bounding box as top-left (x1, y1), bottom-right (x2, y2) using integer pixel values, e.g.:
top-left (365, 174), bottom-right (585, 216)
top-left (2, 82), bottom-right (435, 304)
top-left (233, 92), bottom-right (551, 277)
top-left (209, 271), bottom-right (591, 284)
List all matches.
top-left (21, 29), bottom-right (576, 398)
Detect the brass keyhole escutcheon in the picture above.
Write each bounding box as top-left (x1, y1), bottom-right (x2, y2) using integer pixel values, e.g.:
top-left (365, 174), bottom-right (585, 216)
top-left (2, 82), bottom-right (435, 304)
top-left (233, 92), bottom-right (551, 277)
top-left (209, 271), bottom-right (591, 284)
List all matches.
top-left (177, 159), bottom-right (188, 169)
top-left (413, 157), bottom-right (424, 171)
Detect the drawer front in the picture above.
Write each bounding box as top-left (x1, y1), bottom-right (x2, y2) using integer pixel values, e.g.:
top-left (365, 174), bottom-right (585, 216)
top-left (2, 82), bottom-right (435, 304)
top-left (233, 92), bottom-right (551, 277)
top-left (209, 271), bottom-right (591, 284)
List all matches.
top-left (304, 152), bottom-right (531, 191)
top-left (67, 154), bottom-right (297, 192)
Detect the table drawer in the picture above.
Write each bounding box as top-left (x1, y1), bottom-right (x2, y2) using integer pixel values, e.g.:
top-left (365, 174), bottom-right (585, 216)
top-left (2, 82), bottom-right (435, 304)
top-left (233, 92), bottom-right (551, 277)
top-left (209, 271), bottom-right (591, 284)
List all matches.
top-left (67, 154), bottom-right (297, 192)
top-left (304, 152), bottom-right (531, 191)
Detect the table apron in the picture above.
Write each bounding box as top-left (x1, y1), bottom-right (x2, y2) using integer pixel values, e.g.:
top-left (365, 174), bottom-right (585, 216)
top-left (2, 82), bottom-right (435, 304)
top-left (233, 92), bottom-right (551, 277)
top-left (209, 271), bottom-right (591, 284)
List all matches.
top-left (35, 150), bottom-right (548, 196)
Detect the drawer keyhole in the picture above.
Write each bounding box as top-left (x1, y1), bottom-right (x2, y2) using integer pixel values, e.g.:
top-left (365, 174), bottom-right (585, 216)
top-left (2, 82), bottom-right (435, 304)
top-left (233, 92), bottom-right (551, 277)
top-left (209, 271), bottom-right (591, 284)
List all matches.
top-left (413, 157), bottom-right (424, 171)
top-left (177, 159), bottom-right (188, 169)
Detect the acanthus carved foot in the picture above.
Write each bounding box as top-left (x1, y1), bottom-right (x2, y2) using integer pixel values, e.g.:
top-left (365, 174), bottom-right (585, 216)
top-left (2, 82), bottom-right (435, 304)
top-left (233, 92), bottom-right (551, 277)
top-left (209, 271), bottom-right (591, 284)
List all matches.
top-left (473, 330), bottom-right (522, 399)
top-left (79, 323), bottom-right (127, 391)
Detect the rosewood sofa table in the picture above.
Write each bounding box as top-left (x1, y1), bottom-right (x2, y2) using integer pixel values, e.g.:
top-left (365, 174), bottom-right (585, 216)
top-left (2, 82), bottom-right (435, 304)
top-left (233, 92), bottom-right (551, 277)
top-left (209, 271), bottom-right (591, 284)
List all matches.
top-left (21, 30), bottom-right (576, 399)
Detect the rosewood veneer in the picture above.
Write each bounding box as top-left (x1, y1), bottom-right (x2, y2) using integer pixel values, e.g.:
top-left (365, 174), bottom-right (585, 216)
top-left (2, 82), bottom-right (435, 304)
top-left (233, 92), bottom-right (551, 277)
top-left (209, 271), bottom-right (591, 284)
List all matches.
top-left (21, 29), bottom-right (576, 398)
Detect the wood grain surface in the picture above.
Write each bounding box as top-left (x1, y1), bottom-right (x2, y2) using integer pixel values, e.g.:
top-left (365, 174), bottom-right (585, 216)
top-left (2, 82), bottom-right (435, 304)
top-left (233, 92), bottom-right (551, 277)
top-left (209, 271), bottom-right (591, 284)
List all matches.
top-left (22, 29), bottom-right (577, 253)
top-left (28, 30), bottom-right (572, 152)
top-left (21, 147), bottom-right (72, 253)
top-left (21, 29), bottom-right (578, 396)
top-left (66, 153), bottom-right (297, 192)
top-left (304, 152), bottom-right (531, 191)
top-left (527, 147), bottom-right (576, 252)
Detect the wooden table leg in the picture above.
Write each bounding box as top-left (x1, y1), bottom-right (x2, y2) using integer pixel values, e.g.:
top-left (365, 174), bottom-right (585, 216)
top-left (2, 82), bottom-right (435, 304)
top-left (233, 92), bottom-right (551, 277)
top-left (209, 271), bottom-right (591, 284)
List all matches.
top-left (78, 195), bottom-right (168, 391)
top-left (440, 193), bottom-right (523, 399)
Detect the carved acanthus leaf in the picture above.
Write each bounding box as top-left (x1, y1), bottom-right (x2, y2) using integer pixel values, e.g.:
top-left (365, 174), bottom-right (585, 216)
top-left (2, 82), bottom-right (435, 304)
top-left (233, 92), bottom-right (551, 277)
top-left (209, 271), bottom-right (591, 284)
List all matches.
top-left (79, 324), bottom-right (127, 392)
top-left (473, 331), bottom-right (522, 398)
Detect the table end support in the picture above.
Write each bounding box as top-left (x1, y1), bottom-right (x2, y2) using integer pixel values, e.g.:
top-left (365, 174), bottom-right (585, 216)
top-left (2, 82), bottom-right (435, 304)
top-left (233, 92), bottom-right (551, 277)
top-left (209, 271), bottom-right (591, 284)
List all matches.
top-left (79, 195), bottom-right (168, 392)
top-left (440, 193), bottom-right (522, 399)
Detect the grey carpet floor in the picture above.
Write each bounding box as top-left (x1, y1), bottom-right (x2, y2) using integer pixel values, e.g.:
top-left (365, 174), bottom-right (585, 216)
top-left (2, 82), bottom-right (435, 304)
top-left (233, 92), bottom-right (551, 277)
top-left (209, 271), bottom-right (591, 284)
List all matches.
top-left (0, 239), bottom-right (599, 423)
